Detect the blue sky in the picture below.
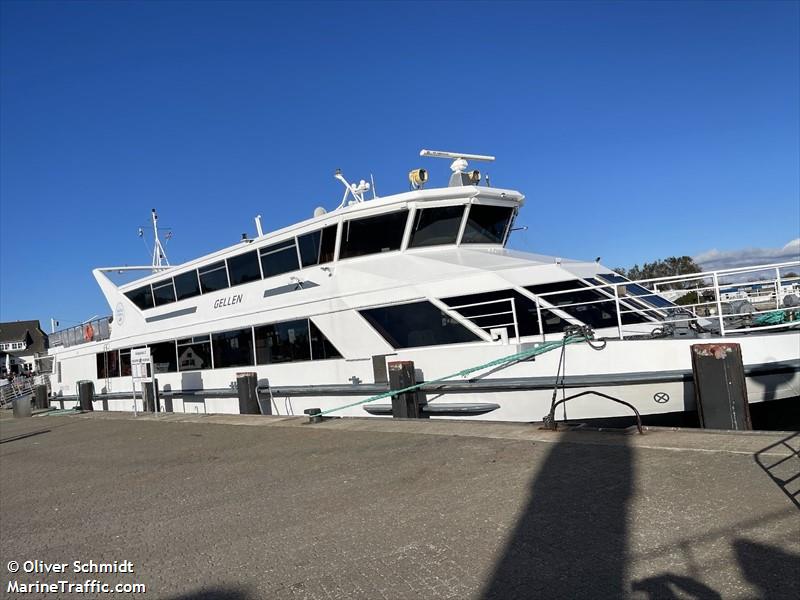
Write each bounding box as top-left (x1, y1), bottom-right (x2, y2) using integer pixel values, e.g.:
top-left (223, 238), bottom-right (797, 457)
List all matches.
top-left (1, 0), bottom-right (798, 329)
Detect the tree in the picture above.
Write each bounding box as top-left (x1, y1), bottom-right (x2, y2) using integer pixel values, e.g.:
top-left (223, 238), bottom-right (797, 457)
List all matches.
top-left (615, 256), bottom-right (701, 290)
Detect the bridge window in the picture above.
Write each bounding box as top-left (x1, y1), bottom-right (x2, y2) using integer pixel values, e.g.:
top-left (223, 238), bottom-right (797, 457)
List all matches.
top-left (95, 350), bottom-right (120, 379)
top-left (260, 239), bottom-right (300, 279)
top-left (340, 210), bottom-right (409, 259)
top-left (125, 285), bottom-right (154, 310)
top-left (177, 335), bottom-right (212, 371)
top-left (597, 273), bottom-right (675, 309)
top-left (360, 301), bottom-right (480, 349)
top-left (227, 250), bottom-right (261, 286)
top-left (174, 270), bottom-right (201, 301)
top-left (120, 348), bottom-right (131, 377)
top-left (298, 224), bottom-right (338, 267)
top-left (199, 261), bottom-right (229, 294)
top-left (212, 328), bottom-right (254, 368)
top-left (152, 279), bottom-right (176, 306)
top-left (409, 205), bottom-right (465, 248)
top-left (461, 205), bottom-right (514, 244)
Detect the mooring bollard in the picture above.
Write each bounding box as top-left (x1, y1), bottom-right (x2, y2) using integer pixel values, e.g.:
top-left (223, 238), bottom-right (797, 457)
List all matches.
top-left (388, 360), bottom-right (421, 418)
top-left (34, 384), bottom-right (48, 410)
top-left (77, 380), bottom-right (94, 411)
top-left (304, 408), bottom-right (323, 423)
top-left (691, 343), bottom-right (751, 430)
top-left (237, 372), bottom-right (260, 414)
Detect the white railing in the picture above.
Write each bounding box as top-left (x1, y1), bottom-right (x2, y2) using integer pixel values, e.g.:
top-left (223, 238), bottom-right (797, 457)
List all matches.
top-left (530, 260), bottom-right (800, 341)
top-left (447, 297), bottom-right (520, 343)
top-left (0, 374), bottom-right (50, 408)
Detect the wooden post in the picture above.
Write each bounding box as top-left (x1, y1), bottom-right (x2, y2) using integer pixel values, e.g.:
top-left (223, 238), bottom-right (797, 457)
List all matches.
top-left (78, 381), bottom-right (94, 411)
top-left (34, 384), bottom-right (48, 410)
top-left (691, 343), bottom-right (751, 430)
top-left (237, 372), bottom-right (260, 415)
top-left (388, 361), bottom-right (421, 419)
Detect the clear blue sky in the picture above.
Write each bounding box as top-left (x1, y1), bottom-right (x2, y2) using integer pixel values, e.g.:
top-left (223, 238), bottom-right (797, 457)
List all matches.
top-left (1, 0), bottom-right (798, 329)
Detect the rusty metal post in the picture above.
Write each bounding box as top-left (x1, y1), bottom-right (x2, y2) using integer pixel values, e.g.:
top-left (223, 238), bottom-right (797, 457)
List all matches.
top-left (388, 361), bottom-right (421, 419)
top-left (691, 343), bottom-right (751, 430)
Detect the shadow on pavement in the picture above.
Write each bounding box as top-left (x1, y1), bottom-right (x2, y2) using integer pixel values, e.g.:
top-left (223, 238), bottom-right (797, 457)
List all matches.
top-left (631, 574), bottom-right (722, 599)
top-left (164, 587), bottom-right (252, 600)
top-left (482, 430), bottom-right (634, 599)
top-left (753, 432), bottom-right (800, 509)
top-left (733, 538), bottom-right (800, 599)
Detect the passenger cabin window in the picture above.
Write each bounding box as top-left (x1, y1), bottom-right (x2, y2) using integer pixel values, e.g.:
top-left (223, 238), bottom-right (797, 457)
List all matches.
top-left (260, 239), bottom-right (300, 279)
top-left (298, 224), bottom-right (337, 267)
top-left (227, 250), bottom-right (261, 286)
top-left (150, 341), bottom-right (178, 373)
top-left (177, 335), bottom-right (212, 371)
top-left (340, 210), bottom-right (409, 259)
top-left (254, 319), bottom-right (311, 364)
top-left (360, 301), bottom-right (480, 349)
top-left (597, 273), bottom-right (675, 309)
top-left (408, 205), bottom-right (465, 248)
top-left (95, 350), bottom-right (120, 379)
top-left (152, 279), bottom-right (176, 307)
top-left (441, 289), bottom-right (568, 337)
top-left (309, 320), bottom-right (342, 360)
top-left (125, 285), bottom-right (154, 310)
top-left (198, 261), bottom-right (229, 294)
top-left (212, 328), bottom-right (254, 368)
top-left (174, 270), bottom-right (201, 301)
top-left (461, 205), bottom-right (514, 244)
top-left (120, 348), bottom-right (132, 377)
top-left (526, 280), bottom-right (649, 328)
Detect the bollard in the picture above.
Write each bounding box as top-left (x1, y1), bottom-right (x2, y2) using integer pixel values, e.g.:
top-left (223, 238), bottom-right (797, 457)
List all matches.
top-left (34, 384), bottom-right (48, 410)
top-left (142, 379), bottom-right (159, 412)
top-left (12, 396), bottom-right (32, 418)
top-left (304, 408), bottom-right (323, 423)
top-left (388, 361), bottom-right (421, 418)
top-left (237, 372), bottom-right (260, 414)
top-left (691, 343), bottom-right (751, 430)
top-left (78, 381), bottom-right (94, 411)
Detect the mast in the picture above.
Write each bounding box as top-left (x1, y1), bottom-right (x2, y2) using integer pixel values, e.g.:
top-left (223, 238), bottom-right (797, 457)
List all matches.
top-left (150, 208), bottom-right (169, 271)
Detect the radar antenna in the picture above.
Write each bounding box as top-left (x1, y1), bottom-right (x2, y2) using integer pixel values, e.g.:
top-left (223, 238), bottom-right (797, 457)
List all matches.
top-left (420, 149), bottom-right (495, 187)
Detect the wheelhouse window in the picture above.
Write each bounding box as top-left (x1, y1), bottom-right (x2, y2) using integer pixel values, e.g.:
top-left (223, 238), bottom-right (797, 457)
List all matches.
top-left (360, 301), bottom-right (480, 349)
top-left (150, 340), bottom-right (178, 373)
top-left (227, 250), bottom-right (261, 286)
top-left (125, 285), bottom-right (154, 310)
top-left (212, 328), bottom-right (254, 368)
top-left (260, 239), bottom-right (300, 279)
top-left (340, 209), bottom-right (409, 259)
top-left (174, 270), bottom-right (201, 301)
top-left (177, 335), bottom-right (212, 371)
top-left (408, 205), bottom-right (465, 248)
top-left (461, 204), bottom-right (514, 244)
top-left (298, 224), bottom-right (337, 267)
top-left (441, 289), bottom-right (568, 337)
top-left (198, 261), bottom-right (229, 294)
top-left (152, 279), bottom-right (176, 307)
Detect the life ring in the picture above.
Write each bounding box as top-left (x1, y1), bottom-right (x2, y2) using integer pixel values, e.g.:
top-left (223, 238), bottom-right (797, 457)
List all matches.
top-left (84, 324), bottom-right (94, 341)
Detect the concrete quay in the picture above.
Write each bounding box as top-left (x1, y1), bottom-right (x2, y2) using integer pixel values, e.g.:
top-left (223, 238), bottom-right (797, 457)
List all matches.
top-left (1, 411), bottom-right (798, 599)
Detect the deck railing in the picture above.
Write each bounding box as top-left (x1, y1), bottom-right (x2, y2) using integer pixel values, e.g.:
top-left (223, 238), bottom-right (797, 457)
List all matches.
top-left (529, 260), bottom-right (800, 341)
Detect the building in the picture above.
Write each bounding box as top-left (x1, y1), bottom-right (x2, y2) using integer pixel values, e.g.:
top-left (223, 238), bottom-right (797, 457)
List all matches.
top-left (0, 320), bottom-right (49, 375)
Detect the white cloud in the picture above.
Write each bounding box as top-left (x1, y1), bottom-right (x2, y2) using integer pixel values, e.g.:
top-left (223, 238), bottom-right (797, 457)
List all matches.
top-left (695, 239), bottom-right (800, 271)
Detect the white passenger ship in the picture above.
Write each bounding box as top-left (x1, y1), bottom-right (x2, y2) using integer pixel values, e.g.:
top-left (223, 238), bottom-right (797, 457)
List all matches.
top-left (48, 150), bottom-right (800, 422)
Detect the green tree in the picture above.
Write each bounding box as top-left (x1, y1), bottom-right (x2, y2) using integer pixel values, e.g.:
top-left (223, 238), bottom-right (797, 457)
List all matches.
top-left (616, 256), bottom-right (701, 289)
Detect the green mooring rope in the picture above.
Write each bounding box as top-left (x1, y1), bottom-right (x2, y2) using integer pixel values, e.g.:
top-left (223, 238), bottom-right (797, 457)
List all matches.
top-left (317, 334), bottom-right (589, 416)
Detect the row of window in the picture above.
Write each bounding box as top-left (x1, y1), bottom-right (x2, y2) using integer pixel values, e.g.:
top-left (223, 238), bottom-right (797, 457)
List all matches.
top-left (0, 341), bottom-right (25, 351)
top-left (125, 204), bottom-right (516, 311)
top-left (96, 318), bottom-right (342, 379)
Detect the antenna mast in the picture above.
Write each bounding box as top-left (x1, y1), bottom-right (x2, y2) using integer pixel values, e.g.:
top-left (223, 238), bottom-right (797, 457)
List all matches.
top-left (150, 208), bottom-right (169, 270)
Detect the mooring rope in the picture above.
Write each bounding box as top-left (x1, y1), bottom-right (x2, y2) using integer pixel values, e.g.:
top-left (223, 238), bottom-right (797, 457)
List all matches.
top-left (316, 333), bottom-right (593, 417)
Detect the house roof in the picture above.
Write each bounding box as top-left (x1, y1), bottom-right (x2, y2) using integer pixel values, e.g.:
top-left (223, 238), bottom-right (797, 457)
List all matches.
top-left (0, 320), bottom-right (48, 354)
